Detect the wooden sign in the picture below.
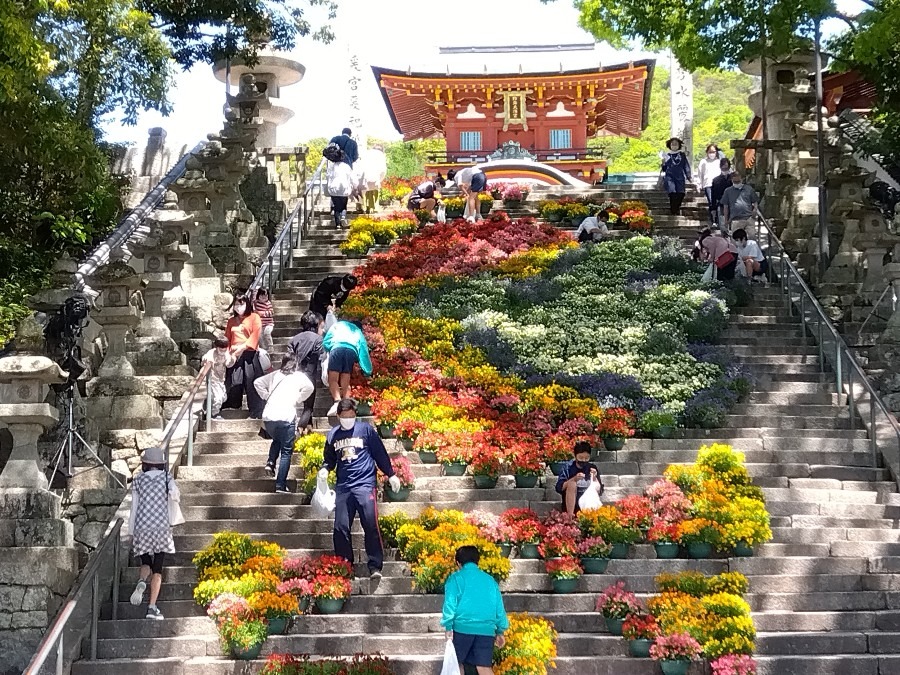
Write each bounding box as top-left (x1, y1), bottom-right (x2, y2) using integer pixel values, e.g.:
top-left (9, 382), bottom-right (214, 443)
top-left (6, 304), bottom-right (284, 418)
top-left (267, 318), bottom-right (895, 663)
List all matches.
top-left (501, 90), bottom-right (531, 131)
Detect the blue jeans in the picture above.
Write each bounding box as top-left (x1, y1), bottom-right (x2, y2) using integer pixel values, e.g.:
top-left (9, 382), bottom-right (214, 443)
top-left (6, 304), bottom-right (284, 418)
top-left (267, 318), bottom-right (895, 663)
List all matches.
top-left (264, 420), bottom-right (295, 490)
top-left (704, 187), bottom-right (717, 224)
top-left (334, 486), bottom-right (383, 572)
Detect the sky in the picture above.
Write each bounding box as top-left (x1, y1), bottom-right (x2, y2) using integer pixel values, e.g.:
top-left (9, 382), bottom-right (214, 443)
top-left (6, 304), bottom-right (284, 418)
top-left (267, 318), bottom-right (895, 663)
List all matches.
top-left (99, 0), bottom-right (868, 153)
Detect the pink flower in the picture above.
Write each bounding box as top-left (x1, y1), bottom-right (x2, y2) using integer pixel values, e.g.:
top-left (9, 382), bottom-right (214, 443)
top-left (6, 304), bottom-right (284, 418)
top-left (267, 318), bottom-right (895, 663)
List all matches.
top-left (649, 633), bottom-right (702, 662)
top-left (276, 578), bottom-right (313, 597)
top-left (710, 655), bottom-right (758, 675)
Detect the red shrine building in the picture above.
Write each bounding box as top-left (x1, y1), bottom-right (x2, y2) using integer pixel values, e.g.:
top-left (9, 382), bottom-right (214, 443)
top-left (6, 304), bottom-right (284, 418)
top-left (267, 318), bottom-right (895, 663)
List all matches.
top-left (372, 60), bottom-right (655, 185)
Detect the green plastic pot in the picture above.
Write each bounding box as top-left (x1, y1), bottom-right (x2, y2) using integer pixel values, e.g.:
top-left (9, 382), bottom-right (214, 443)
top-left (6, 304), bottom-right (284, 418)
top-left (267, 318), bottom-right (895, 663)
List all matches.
top-left (504, 199), bottom-right (522, 209)
top-left (230, 642), bottom-right (263, 660)
top-left (733, 542), bottom-right (754, 557)
top-left (518, 543), bottom-right (541, 559)
top-left (628, 638), bottom-right (653, 658)
top-left (571, 215), bottom-right (587, 227)
top-left (377, 424), bottom-right (395, 439)
top-left (446, 209), bottom-right (463, 219)
top-left (605, 617), bottom-right (625, 635)
top-left (609, 543), bottom-right (630, 559)
top-left (514, 474), bottom-right (539, 488)
top-left (373, 233), bottom-right (393, 246)
top-left (499, 543), bottom-right (512, 558)
top-left (443, 462), bottom-right (468, 477)
top-left (418, 451), bottom-right (438, 464)
top-left (298, 596), bottom-right (310, 614)
top-left (480, 201), bottom-right (492, 215)
top-left (546, 212), bottom-right (563, 223)
top-left (356, 402), bottom-right (372, 416)
top-left (580, 557), bottom-right (609, 574)
top-left (384, 486), bottom-right (410, 502)
top-left (473, 474), bottom-right (498, 489)
top-left (427, 584), bottom-right (446, 595)
top-left (399, 438), bottom-right (415, 452)
top-left (659, 660), bottom-right (691, 675)
top-left (603, 437), bottom-right (626, 451)
top-left (315, 597), bottom-right (346, 614)
top-left (550, 577), bottom-right (578, 594)
top-left (266, 616), bottom-right (289, 635)
top-left (548, 461), bottom-right (568, 476)
top-left (653, 426), bottom-right (675, 439)
top-left (687, 542), bottom-right (713, 559)
top-left (654, 542), bottom-right (680, 559)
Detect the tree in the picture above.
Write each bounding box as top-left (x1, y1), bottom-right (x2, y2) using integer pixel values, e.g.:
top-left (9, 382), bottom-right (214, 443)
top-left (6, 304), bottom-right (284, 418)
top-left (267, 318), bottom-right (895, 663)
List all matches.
top-left (549, 0), bottom-right (833, 70)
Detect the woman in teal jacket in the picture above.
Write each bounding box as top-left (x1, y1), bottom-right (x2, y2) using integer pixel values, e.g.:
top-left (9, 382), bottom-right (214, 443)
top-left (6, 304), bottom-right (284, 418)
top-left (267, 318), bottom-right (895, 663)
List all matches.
top-left (323, 320), bottom-right (373, 416)
top-left (442, 546), bottom-right (509, 674)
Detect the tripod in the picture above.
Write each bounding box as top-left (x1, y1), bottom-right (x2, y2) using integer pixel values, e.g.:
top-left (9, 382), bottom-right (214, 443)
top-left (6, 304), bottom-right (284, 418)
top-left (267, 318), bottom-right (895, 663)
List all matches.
top-left (49, 385), bottom-right (125, 489)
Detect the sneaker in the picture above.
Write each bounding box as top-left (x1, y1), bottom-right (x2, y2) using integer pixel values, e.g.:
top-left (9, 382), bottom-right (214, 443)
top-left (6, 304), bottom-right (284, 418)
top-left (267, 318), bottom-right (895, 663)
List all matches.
top-left (264, 463), bottom-right (276, 477)
top-left (275, 486), bottom-right (292, 494)
top-left (327, 401), bottom-right (340, 416)
top-left (130, 579), bottom-right (147, 606)
top-left (212, 415), bottom-right (224, 421)
top-left (369, 570), bottom-right (383, 580)
top-left (146, 605), bottom-right (164, 621)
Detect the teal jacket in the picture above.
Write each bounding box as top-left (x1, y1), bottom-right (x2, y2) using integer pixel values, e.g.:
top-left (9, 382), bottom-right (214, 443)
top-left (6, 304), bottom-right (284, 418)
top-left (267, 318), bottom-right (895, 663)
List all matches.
top-left (441, 563), bottom-right (509, 637)
top-left (323, 321), bottom-right (373, 376)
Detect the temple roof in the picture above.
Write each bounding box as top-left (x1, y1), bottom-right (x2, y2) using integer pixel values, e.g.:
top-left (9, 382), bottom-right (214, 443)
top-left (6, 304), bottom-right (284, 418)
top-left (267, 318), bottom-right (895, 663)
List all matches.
top-left (372, 60), bottom-right (655, 141)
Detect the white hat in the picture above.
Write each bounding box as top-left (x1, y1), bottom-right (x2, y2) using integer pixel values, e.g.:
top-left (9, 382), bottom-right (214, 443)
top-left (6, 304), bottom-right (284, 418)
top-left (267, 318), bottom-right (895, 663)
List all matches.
top-left (142, 447), bottom-right (166, 465)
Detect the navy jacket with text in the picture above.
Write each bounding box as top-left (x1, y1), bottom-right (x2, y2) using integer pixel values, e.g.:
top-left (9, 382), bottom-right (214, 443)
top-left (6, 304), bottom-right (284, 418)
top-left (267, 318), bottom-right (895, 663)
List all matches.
top-left (323, 421), bottom-right (394, 491)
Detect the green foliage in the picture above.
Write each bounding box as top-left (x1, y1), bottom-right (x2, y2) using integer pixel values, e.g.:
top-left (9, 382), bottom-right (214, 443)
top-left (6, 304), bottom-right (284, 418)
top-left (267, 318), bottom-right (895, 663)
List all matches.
top-left (595, 68), bottom-right (754, 172)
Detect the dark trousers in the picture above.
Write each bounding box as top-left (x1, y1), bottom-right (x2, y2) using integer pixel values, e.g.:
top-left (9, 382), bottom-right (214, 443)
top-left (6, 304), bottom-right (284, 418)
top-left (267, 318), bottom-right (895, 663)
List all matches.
top-left (331, 196), bottom-right (349, 224)
top-left (704, 187), bottom-right (717, 224)
top-left (223, 350), bottom-right (264, 418)
top-left (334, 486), bottom-right (383, 572)
top-left (264, 420), bottom-right (295, 490)
top-left (669, 192), bottom-right (685, 215)
top-left (297, 387), bottom-right (316, 430)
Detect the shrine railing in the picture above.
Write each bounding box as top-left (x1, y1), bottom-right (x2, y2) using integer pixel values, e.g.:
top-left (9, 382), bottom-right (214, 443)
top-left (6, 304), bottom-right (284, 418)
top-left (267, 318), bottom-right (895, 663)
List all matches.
top-left (426, 147), bottom-right (606, 164)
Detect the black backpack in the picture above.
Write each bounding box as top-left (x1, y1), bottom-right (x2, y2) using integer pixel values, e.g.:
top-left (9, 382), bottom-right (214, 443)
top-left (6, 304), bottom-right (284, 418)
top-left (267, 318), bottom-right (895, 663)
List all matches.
top-left (323, 142), bottom-right (345, 163)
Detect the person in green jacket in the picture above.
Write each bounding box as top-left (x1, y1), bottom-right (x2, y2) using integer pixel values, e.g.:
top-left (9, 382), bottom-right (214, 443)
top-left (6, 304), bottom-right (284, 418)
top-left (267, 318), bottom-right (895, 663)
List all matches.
top-left (442, 546), bottom-right (509, 674)
top-left (323, 320), bottom-right (373, 416)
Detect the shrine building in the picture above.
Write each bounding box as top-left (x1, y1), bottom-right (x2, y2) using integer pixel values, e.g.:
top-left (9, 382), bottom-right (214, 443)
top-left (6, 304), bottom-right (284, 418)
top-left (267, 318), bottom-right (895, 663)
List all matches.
top-left (372, 59), bottom-right (655, 185)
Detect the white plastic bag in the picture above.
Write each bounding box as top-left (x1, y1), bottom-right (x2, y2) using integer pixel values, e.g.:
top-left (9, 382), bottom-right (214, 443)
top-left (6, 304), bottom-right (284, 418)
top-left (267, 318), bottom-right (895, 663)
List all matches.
top-left (257, 348), bottom-right (272, 373)
top-left (701, 262), bottom-right (716, 283)
top-left (578, 480), bottom-right (603, 511)
top-left (321, 355), bottom-right (330, 386)
top-left (325, 308), bottom-right (338, 332)
top-left (436, 204), bottom-right (446, 224)
top-left (440, 638), bottom-right (459, 675)
top-left (311, 472), bottom-right (336, 517)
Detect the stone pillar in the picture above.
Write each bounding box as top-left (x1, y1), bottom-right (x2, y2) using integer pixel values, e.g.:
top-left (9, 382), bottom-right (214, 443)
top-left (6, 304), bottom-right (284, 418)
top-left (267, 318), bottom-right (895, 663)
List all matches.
top-left (0, 316), bottom-right (78, 672)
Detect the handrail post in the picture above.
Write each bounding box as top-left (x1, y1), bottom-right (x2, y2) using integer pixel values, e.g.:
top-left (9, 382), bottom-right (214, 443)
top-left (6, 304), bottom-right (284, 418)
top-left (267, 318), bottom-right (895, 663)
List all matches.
top-left (870, 391), bottom-right (878, 466)
top-left (90, 573), bottom-right (99, 659)
top-left (817, 319), bottom-right (824, 372)
top-left (848, 368), bottom-right (855, 429)
top-left (288, 219), bottom-right (295, 268)
top-left (835, 341), bottom-right (842, 396)
top-left (112, 532), bottom-right (120, 620)
top-left (800, 293), bottom-right (806, 338)
top-left (186, 393), bottom-right (194, 468)
top-left (56, 635), bottom-right (63, 675)
top-left (205, 369), bottom-right (213, 432)
top-left (267, 255), bottom-right (274, 296)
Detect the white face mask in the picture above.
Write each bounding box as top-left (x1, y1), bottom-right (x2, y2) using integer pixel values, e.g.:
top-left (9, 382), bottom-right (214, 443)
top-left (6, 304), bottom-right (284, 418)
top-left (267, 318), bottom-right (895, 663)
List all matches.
top-left (339, 417), bottom-right (356, 430)
top-left (708, 152), bottom-right (717, 159)
top-left (233, 304), bottom-right (246, 315)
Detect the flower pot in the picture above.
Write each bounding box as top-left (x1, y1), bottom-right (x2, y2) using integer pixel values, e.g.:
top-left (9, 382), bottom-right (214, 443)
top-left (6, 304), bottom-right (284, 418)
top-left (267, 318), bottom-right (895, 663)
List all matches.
top-left (518, 543), bottom-right (541, 559)
top-left (653, 426), bottom-right (675, 439)
top-left (356, 401), bottom-right (372, 416)
top-left (654, 542), bottom-right (680, 559)
top-left (480, 202), bottom-right (493, 216)
top-left (446, 209), bottom-right (463, 219)
top-left (266, 616), bottom-right (289, 635)
top-left (628, 638), bottom-right (653, 658)
top-left (473, 474), bottom-right (498, 489)
top-left (547, 212), bottom-right (563, 223)
top-left (580, 557), bottom-right (609, 574)
top-left (230, 642), bottom-right (263, 660)
top-left (687, 542), bottom-right (713, 559)
top-left (733, 542), bottom-right (754, 557)
top-left (400, 438), bottom-right (415, 452)
top-left (373, 233), bottom-right (393, 246)
top-left (514, 474), bottom-right (539, 488)
top-left (377, 424), bottom-right (395, 439)
top-left (609, 543), bottom-right (630, 559)
top-left (548, 461), bottom-right (568, 476)
top-left (605, 617), bottom-right (625, 636)
top-left (659, 660), bottom-right (691, 675)
top-left (504, 199), bottom-right (522, 209)
top-left (550, 577), bottom-right (579, 594)
top-left (443, 462), bottom-right (468, 477)
top-left (602, 437), bottom-right (626, 451)
top-left (426, 584), bottom-right (445, 595)
top-left (499, 543), bottom-right (512, 558)
top-left (384, 486), bottom-right (410, 502)
top-left (418, 450), bottom-right (438, 464)
top-left (298, 596), bottom-right (310, 614)
top-left (491, 190), bottom-right (503, 200)
top-left (315, 597), bottom-right (346, 614)
top-left (571, 215), bottom-right (587, 227)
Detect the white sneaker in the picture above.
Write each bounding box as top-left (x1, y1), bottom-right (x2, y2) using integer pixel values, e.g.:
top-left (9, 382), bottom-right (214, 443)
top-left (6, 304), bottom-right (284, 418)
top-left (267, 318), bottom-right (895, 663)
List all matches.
top-left (130, 579), bottom-right (147, 606)
top-left (327, 401), bottom-right (340, 416)
top-left (146, 605), bottom-right (164, 620)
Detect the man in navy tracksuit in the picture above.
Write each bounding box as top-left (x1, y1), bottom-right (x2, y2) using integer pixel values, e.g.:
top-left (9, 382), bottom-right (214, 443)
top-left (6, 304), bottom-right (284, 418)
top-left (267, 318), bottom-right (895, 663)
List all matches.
top-left (322, 398), bottom-right (399, 579)
top-left (328, 128), bottom-right (359, 167)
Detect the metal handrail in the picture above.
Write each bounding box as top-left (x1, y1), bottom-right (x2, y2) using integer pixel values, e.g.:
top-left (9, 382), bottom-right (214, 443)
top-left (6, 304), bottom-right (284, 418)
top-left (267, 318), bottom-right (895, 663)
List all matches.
top-left (23, 518), bottom-right (124, 675)
top-left (249, 157), bottom-right (327, 296)
top-left (158, 360), bottom-right (213, 469)
top-left (857, 282), bottom-right (896, 341)
top-left (756, 210), bottom-right (900, 483)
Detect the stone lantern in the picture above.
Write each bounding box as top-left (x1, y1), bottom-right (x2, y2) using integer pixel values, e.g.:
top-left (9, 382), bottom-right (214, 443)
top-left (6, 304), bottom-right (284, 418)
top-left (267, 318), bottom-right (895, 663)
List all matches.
top-left (87, 253), bottom-right (143, 382)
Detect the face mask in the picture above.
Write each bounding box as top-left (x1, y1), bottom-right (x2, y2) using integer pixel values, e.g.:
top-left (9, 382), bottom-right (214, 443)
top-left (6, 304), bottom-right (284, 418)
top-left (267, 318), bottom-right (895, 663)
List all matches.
top-left (233, 304), bottom-right (246, 315)
top-left (732, 182), bottom-right (741, 187)
top-left (339, 417), bottom-right (356, 430)
top-left (708, 152), bottom-right (717, 159)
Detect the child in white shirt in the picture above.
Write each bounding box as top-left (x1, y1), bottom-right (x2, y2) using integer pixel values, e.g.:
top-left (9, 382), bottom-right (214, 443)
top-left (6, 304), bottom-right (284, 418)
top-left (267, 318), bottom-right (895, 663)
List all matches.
top-left (201, 337), bottom-right (236, 419)
top-left (733, 228), bottom-right (767, 281)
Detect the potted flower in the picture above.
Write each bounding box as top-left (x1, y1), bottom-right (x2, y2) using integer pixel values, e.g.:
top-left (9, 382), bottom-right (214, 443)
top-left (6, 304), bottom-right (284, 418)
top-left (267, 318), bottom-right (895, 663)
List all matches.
top-left (501, 508), bottom-right (543, 559)
top-left (650, 632), bottom-right (702, 675)
top-left (565, 202), bottom-right (591, 227)
top-left (512, 443), bottom-right (545, 488)
top-left (577, 506), bottom-right (641, 559)
top-left (311, 574), bottom-right (352, 614)
top-left (639, 409), bottom-right (678, 439)
top-left (710, 654), bottom-right (759, 675)
top-left (539, 200), bottom-right (564, 223)
top-left (443, 195), bottom-right (466, 218)
top-left (248, 591), bottom-right (297, 635)
top-left (577, 536), bottom-right (612, 574)
top-left (622, 613), bottom-right (661, 658)
top-left (434, 432), bottom-right (473, 477)
top-left (647, 521), bottom-right (682, 559)
top-left (545, 556), bottom-right (582, 594)
top-left (501, 184), bottom-right (525, 208)
top-left (538, 513), bottom-right (579, 560)
top-left (276, 577), bottom-right (313, 614)
top-left (615, 495), bottom-right (653, 532)
top-left (413, 208), bottom-right (431, 226)
top-left (382, 455), bottom-right (415, 502)
top-left (678, 518), bottom-right (724, 559)
top-left (478, 192), bottom-right (494, 216)
top-left (470, 447), bottom-right (502, 489)
top-left (207, 594), bottom-right (268, 660)
top-left (412, 433), bottom-right (439, 464)
top-left (542, 433), bottom-right (575, 475)
top-left (596, 407), bottom-right (635, 451)
top-left (371, 398), bottom-right (401, 439)
top-left (470, 512), bottom-right (515, 558)
top-left (595, 581), bottom-right (641, 635)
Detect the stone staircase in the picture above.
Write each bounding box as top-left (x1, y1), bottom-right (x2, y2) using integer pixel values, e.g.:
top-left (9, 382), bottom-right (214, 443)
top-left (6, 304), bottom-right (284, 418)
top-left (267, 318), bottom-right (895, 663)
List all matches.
top-left (72, 192), bottom-right (900, 675)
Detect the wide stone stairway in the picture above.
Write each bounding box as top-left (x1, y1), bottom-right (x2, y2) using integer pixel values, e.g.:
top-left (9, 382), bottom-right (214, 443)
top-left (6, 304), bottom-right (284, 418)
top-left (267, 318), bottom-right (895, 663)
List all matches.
top-left (73, 190), bottom-right (900, 675)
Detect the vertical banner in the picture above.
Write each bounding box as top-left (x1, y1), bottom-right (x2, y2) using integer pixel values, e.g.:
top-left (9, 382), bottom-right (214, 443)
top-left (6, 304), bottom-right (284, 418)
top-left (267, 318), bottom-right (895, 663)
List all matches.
top-left (669, 53), bottom-right (694, 159)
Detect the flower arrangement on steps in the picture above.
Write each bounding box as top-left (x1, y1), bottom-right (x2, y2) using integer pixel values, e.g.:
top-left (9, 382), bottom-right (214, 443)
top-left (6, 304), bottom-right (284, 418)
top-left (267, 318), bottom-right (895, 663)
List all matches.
top-left (537, 196), bottom-right (654, 232)
top-left (261, 653), bottom-right (395, 675)
top-left (495, 613), bottom-right (558, 675)
top-left (381, 454), bottom-right (415, 502)
top-left (339, 210), bottom-right (419, 256)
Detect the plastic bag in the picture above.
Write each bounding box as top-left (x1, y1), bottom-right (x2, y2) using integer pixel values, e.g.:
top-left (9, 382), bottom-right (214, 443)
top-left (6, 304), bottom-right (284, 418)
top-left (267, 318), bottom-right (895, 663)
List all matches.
top-left (257, 348), bottom-right (272, 373)
top-left (440, 638), bottom-right (459, 675)
top-left (701, 262), bottom-right (716, 283)
top-left (578, 480), bottom-right (603, 511)
top-left (321, 355), bottom-right (330, 386)
top-left (311, 472), bottom-right (336, 518)
top-left (325, 308), bottom-right (338, 332)
top-left (436, 204), bottom-right (446, 224)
